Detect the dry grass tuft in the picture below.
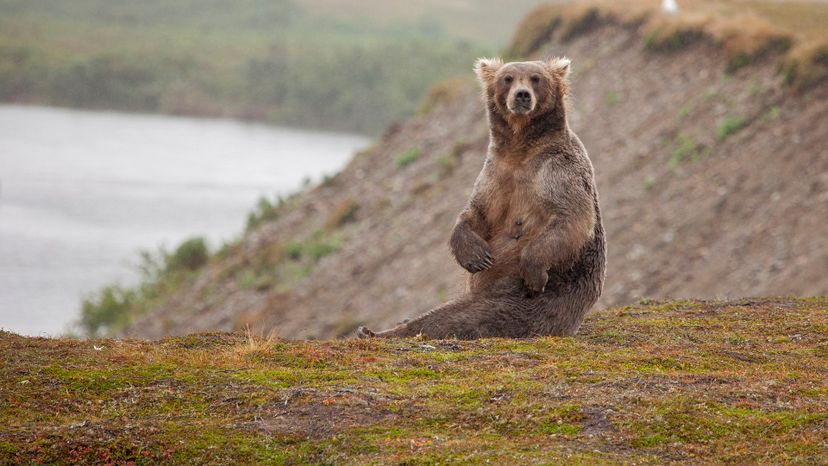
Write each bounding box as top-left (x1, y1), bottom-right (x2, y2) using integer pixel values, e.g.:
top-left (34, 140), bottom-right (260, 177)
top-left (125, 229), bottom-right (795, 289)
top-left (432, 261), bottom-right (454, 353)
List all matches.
top-left (417, 77), bottom-right (475, 116)
top-left (324, 198), bottom-right (360, 231)
top-left (508, 4), bottom-right (565, 58)
top-left (557, 5), bottom-right (604, 42)
top-left (222, 326), bottom-right (282, 364)
top-left (782, 38), bottom-right (828, 90)
top-left (642, 11), bottom-right (712, 51)
top-left (707, 14), bottom-right (792, 69)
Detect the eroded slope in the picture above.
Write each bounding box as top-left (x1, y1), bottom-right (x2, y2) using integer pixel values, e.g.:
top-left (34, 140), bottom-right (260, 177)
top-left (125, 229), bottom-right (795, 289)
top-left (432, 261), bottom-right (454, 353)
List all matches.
top-left (122, 20), bottom-right (828, 339)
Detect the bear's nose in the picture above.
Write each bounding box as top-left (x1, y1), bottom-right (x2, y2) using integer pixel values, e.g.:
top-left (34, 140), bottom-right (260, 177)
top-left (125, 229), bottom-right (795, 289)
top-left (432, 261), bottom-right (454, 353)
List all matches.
top-left (515, 89), bottom-right (531, 103)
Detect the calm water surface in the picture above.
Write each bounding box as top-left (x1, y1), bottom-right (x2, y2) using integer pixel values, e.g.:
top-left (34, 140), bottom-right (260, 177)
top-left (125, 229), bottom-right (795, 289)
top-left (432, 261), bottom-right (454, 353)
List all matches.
top-left (0, 105), bottom-right (369, 336)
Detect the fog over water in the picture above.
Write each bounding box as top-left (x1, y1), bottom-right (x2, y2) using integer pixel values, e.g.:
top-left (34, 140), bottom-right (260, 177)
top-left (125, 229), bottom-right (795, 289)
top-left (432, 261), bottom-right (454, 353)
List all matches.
top-left (0, 105), bottom-right (370, 336)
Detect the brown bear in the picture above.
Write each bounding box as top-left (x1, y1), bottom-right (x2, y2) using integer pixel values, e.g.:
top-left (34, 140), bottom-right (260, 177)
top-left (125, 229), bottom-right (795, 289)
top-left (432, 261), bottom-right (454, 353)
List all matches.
top-left (358, 56), bottom-right (606, 339)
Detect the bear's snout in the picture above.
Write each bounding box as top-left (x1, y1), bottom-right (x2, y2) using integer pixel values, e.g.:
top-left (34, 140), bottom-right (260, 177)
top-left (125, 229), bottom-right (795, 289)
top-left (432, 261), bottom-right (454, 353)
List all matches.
top-left (509, 87), bottom-right (534, 114)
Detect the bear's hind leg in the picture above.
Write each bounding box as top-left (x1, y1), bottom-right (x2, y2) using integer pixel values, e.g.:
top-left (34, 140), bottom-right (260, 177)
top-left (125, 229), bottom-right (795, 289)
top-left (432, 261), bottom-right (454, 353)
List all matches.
top-left (357, 292), bottom-right (534, 340)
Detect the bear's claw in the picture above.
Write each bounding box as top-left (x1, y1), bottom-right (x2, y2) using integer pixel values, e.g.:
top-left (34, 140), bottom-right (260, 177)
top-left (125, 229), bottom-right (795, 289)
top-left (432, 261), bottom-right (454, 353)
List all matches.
top-left (466, 252), bottom-right (494, 273)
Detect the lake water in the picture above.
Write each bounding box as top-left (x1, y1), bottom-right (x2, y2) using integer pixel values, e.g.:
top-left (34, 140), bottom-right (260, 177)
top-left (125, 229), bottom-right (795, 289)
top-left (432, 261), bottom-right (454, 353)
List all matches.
top-left (0, 105), bottom-right (370, 336)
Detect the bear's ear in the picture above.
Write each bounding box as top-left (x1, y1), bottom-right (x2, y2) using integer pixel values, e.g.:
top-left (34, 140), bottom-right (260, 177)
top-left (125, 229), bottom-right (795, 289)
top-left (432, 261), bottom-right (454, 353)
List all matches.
top-left (545, 56), bottom-right (571, 78)
top-left (474, 57), bottom-right (503, 85)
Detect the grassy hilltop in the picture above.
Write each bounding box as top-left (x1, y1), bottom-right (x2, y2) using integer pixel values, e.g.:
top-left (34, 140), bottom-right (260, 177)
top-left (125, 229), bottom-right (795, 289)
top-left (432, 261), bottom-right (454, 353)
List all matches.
top-left (3, 298), bottom-right (827, 464)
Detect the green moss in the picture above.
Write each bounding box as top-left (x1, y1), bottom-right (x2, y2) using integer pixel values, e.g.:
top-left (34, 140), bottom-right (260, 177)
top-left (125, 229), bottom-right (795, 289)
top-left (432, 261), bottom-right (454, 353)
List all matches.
top-left (667, 133), bottom-right (710, 175)
top-left (634, 433), bottom-right (671, 447)
top-left (45, 363), bottom-right (188, 394)
top-left (605, 90), bottom-right (621, 105)
top-left (238, 269), bottom-right (260, 290)
top-left (396, 146), bottom-right (422, 168)
top-left (634, 299), bottom-right (701, 313)
top-left (283, 231), bottom-right (342, 264)
top-left (764, 105), bottom-right (781, 121)
top-left (0, 441), bottom-right (19, 456)
top-left (589, 330), bottom-right (632, 345)
top-left (716, 115), bottom-right (748, 140)
top-left (304, 232), bottom-right (342, 261)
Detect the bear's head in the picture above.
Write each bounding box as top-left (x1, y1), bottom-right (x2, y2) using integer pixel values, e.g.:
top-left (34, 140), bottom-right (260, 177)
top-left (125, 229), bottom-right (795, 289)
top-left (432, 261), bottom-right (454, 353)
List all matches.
top-left (474, 57), bottom-right (570, 131)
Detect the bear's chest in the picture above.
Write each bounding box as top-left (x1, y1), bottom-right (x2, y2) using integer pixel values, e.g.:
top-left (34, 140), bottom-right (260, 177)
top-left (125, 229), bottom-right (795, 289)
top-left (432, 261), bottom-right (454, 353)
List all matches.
top-left (481, 162), bottom-right (548, 241)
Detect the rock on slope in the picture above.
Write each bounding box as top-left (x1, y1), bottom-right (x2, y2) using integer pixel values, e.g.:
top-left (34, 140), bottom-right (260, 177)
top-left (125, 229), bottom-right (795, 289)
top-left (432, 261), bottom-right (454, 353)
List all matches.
top-left (123, 16), bottom-right (828, 339)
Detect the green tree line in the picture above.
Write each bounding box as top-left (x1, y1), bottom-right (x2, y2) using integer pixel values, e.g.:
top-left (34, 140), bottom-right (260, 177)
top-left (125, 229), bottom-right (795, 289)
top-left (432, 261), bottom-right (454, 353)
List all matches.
top-left (0, 0), bottom-right (488, 134)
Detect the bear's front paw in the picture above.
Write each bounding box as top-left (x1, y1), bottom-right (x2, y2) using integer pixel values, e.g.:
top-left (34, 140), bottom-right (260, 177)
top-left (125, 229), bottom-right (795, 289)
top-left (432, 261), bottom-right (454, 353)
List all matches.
top-left (520, 262), bottom-right (548, 297)
top-left (356, 326), bottom-right (376, 339)
top-left (453, 237), bottom-right (494, 274)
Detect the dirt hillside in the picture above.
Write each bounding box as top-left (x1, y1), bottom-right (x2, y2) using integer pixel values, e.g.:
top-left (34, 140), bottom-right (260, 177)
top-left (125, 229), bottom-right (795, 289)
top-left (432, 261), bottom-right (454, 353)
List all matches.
top-left (122, 6), bottom-right (828, 339)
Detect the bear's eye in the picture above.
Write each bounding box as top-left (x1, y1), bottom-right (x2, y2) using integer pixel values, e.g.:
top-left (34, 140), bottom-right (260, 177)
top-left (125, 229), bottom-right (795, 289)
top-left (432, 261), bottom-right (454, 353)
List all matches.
top-left (504, 75), bottom-right (513, 84)
top-left (530, 75), bottom-right (541, 84)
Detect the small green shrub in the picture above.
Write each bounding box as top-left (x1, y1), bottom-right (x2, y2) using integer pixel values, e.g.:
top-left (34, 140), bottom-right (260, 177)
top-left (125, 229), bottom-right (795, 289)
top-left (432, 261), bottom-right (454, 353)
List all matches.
top-left (285, 241), bottom-right (303, 260)
top-left (283, 232), bottom-right (342, 263)
top-left (605, 90), bottom-right (620, 105)
top-left (167, 237), bottom-right (209, 271)
top-left (246, 196), bottom-right (289, 231)
top-left (78, 236), bottom-right (211, 336)
top-left (396, 147), bottom-right (422, 168)
top-left (668, 133), bottom-right (710, 174)
top-left (79, 286), bottom-right (136, 337)
top-left (278, 262), bottom-right (311, 285)
top-left (238, 269), bottom-right (273, 291)
top-left (215, 240), bottom-right (237, 259)
top-left (304, 233), bottom-right (342, 261)
top-left (238, 270), bottom-right (259, 290)
top-left (716, 116), bottom-right (747, 140)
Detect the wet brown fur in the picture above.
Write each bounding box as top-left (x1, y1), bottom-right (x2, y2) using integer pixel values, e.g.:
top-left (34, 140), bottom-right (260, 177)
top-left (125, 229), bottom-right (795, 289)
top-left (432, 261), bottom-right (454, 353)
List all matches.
top-left (358, 57), bottom-right (606, 339)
